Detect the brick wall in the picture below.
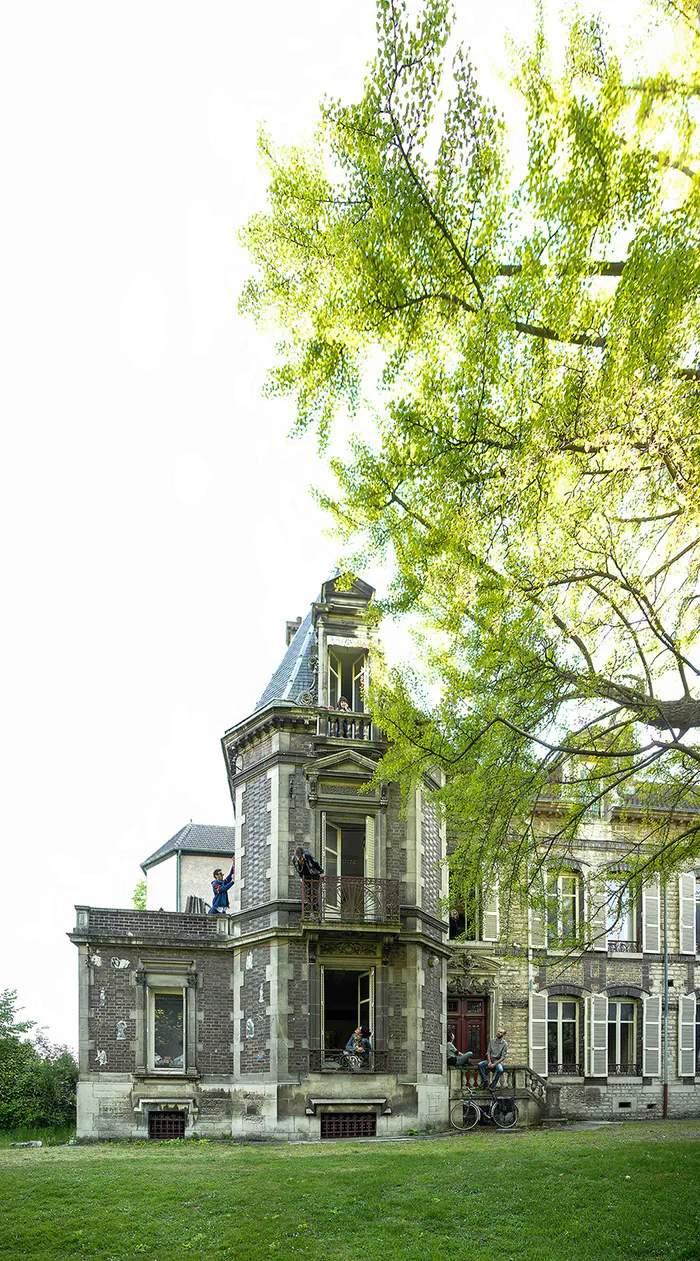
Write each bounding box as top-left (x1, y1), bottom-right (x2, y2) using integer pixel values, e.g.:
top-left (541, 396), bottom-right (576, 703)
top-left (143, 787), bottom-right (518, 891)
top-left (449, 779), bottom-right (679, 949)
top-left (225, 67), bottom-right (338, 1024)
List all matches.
top-left (242, 736), bottom-right (273, 770)
top-left (421, 949), bottom-right (442, 1073)
top-left (287, 942), bottom-right (309, 1072)
top-left (81, 909), bottom-right (220, 940)
top-left (289, 766), bottom-right (312, 857)
top-left (386, 785), bottom-right (407, 889)
top-left (240, 946), bottom-right (270, 1073)
top-left (198, 956), bottom-right (234, 1075)
top-left (388, 978), bottom-right (408, 1074)
top-left (87, 947), bottom-right (139, 1073)
top-left (421, 798), bottom-right (442, 917)
top-left (241, 772), bottom-right (271, 911)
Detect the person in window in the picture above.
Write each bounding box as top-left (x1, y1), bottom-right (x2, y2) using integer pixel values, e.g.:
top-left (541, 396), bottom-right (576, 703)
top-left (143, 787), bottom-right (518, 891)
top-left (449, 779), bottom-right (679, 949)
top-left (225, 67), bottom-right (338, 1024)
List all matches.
top-left (346, 1024), bottom-right (372, 1068)
top-left (447, 1029), bottom-right (474, 1069)
top-left (208, 859), bottom-right (235, 914)
top-left (292, 846), bottom-right (324, 918)
top-left (334, 694), bottom-right (351, 736)
top-left (449, 909), bottom-right (466, 938)
top-left (478, 1029), bottom-right (508, 1088)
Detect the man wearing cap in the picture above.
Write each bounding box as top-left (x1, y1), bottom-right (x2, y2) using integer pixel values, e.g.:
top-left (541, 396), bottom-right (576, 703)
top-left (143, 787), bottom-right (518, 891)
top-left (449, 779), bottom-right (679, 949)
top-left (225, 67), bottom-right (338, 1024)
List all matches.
top-left (478, 1028), bottom-right (508, 1088)
top-left (207, 859), bottom-right (235, 915)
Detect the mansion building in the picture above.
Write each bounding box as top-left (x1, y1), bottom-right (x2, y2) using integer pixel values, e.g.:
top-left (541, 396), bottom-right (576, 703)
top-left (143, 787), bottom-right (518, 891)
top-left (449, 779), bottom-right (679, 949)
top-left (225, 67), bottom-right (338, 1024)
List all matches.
top-left (70, 576), bottom-right (700, 1140)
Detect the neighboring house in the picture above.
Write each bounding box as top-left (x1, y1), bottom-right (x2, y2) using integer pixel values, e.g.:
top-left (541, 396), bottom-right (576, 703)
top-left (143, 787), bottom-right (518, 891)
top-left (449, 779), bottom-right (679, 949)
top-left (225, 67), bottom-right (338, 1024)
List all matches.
top-left (69, 574), bottom-right (700, 1139)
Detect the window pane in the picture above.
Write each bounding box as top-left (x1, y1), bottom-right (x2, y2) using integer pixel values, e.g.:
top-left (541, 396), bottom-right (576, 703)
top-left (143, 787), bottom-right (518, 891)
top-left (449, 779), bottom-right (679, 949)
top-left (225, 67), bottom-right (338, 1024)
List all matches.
top-left (619, 1021), bottom-right (634, 1065)
top-left (548, 1002), bottom-right (558, 1019)
top-left (607, 1024), bottom-right (616, 1061)
top-left (561, 1021), bottom-right (577, 1062)
top-left (620, 1003), bottom-right (634, 1022)
top-left (548, 1024), bottom-right (559, 1063)
top-left (562, 1002), bottom-right (576, 1020)
top-left (154, 993), bottom-right (184, 1067)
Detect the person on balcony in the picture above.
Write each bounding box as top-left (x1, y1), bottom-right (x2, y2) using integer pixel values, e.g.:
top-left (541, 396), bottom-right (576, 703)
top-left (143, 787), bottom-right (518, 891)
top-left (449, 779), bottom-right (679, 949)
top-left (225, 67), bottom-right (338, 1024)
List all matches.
top-left (332, 694), bottom-right (351, 737)
top-left (207, 860), bottom-right (235, 914)
top-left (346, 1025), bottom-right (372, 1068)
top-left (447, 1029), bottom-right (474, 1069)
top-left (477, 1029), bottom-right (508, 1088)
top-left (292, 846), bottom-right (324, 918)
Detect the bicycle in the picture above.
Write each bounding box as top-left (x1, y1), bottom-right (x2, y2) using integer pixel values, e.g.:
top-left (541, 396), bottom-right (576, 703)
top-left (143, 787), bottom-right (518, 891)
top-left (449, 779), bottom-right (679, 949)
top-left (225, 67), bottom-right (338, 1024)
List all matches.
top-left (449, 1079), bottom-right (519, 1131)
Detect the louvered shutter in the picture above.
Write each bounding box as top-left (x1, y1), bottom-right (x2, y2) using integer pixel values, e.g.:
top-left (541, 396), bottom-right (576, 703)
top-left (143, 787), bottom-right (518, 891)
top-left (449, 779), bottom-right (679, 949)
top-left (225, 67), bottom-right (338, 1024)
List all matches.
top-left (320, 811), bottom-right (327, 869)
top-left (364, 815), bottom-right (375, 877)
top-left (678, 993), bottom-right (696, 1077)
top-left (679, 873), bottom-right (696, 955)
top-left (585, 994), bottom-right (608, 1077)
top-left (481, 874), bottom-right (499, 941)
top-left (529, 869), bottom-right (547, 948)
top-left (587, 874), bottom-right (607, 951)
top-left (642, 878), bottom-right (661, 953)
top-left (643, 995), bottom-right (662, 1077)
top-left (529, 991), bottom-right (548, 1077)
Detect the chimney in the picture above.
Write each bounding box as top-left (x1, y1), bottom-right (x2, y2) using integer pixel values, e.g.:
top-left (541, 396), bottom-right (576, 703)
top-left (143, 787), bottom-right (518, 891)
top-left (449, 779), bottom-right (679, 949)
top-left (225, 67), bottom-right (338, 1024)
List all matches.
top-left (285, 616), bottom-right (302, 646)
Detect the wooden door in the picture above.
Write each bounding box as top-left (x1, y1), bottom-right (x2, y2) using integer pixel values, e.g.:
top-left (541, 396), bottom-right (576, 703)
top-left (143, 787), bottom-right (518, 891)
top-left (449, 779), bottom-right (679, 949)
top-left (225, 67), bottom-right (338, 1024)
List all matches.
top-left (447, 996), bottom-right (488, 1059)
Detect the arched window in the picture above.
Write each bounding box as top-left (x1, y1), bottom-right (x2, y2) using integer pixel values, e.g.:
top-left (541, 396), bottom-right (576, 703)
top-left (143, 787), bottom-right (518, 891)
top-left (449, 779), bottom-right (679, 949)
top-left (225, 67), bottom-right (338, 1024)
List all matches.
top-left (608, 999), bottom-right (639, 1075)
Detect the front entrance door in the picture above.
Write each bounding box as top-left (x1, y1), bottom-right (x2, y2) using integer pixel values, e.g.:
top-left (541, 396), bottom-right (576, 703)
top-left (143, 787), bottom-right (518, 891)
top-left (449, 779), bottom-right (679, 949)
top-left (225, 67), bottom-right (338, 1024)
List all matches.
top-left (448, 996), bottom-right (488, 1060)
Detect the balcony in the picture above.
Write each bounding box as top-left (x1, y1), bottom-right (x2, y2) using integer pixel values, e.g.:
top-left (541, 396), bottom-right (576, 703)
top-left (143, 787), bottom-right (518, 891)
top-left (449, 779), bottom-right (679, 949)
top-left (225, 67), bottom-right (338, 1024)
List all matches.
top-left (609, 1062), bottom-right (642, 1076)
top-left (308, 1047), bottom-right (392, 1073)
top-left (608, 939), bottom-right (641, 953)
top-left (316, 709), bottom-right (378, 741)
top-left (301, 876), bottom-right (401, 926)
top-left (548, 1062), bottom-right (582, 1076)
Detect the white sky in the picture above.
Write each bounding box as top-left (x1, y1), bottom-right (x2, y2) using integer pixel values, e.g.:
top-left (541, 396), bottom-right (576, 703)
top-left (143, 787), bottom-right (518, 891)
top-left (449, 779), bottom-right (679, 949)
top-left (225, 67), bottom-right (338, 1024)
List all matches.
top-left (0, 0), bottom-right (642, 1048)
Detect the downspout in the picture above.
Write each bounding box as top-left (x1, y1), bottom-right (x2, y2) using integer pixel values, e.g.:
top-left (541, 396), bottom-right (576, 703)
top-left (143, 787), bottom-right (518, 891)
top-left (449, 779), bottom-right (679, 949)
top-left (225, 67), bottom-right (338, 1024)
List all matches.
top-left (176, 850), bottom-right (182, 913)
top-left (663, 880), bottom-right (669, 1118)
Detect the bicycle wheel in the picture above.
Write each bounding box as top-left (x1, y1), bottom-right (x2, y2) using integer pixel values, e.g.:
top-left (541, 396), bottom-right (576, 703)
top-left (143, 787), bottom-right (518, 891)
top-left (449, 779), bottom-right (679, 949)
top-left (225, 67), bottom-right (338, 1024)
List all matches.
top-left (489, 1097), bottom-right (518, 1129)
top-left (450, 1099), bottom-right (481, 1131)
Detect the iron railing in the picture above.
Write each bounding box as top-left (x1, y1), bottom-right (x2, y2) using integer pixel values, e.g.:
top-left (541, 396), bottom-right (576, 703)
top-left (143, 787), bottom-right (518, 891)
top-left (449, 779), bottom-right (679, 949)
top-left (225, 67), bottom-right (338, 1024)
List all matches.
top-left (608, 1062), bottom-right (642, 1076)
top-left (301, 876), bottom-right (401, 925)
top-left (548, 1062), bottom-right (582, 1075)
top-left (451, 1064), bottom-right (548, 1106)
top-left (317, 710), bottom-right (375, 741)
top-left (309, 1047), bottom-right (391, 1073)
top-left (608, 940), bottom-right (641, 953)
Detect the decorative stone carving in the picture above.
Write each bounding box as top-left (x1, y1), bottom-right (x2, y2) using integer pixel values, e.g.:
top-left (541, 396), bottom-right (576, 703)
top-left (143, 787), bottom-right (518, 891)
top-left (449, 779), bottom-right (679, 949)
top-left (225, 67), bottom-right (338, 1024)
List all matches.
top-left (298, 690), bottom-right (316, 707)
top-left (319, 937), bottom-right (379, 957)
top-left (447, 974), bottom-right (496, 996)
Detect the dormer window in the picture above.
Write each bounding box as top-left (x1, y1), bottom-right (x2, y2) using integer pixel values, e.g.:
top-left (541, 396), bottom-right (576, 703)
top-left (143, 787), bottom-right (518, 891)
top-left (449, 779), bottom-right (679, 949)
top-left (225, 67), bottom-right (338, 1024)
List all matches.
top-left (328, 648), bottom-right (367, 712)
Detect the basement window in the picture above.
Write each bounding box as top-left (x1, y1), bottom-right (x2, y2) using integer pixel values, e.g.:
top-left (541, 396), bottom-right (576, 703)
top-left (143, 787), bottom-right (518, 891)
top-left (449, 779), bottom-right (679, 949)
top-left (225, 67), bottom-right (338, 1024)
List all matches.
top-left (320, 1112), bottom-right (377, 1138)
top-left (149, 1109), bottom-right (186, 1139)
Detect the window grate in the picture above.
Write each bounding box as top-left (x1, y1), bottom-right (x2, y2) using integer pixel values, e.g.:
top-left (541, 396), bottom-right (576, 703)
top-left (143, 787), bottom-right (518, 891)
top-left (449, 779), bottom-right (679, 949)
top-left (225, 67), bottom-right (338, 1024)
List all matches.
top-left (148, 1109), bottom-right (186, 1139)
top-left (320, 1112), bottom-right (377, 1138)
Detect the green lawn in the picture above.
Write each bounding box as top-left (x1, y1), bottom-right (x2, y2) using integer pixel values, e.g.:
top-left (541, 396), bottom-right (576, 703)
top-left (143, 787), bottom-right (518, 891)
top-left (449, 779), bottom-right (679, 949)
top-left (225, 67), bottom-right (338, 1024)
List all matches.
top-left (0, 1121), bottom-right (699, 1260)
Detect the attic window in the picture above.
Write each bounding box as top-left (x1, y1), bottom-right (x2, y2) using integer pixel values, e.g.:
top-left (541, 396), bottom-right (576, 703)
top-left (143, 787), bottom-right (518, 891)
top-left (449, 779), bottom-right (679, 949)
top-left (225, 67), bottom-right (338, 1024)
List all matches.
top-left (328, 649), bottom-right (367, 712)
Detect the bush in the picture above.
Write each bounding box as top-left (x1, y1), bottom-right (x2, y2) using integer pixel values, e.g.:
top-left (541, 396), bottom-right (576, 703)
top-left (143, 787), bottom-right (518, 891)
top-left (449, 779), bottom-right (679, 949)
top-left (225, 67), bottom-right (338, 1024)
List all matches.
top-left (0, 990), bottom-right (77, 1130)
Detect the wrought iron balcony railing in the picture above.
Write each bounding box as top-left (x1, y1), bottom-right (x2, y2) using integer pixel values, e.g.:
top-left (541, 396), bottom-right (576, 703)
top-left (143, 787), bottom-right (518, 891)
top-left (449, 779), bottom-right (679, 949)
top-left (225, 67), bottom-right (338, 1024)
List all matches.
top-left (608, 940), bottom-right (641, 953)
top-left (608, 1062), bottom-right (642, 1076)
top-left (308, 1047), bottom-right (391, 1073)
top-left (301, 876), bottom-right (401, 926)
top-left (548, 1062), bottom-right (582, 1075)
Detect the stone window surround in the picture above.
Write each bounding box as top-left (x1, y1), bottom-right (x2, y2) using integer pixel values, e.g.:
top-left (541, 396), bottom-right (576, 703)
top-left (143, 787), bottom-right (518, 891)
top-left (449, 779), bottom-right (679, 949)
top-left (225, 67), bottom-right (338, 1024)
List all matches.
top-left (134, 961), bottom-right (198, 1079)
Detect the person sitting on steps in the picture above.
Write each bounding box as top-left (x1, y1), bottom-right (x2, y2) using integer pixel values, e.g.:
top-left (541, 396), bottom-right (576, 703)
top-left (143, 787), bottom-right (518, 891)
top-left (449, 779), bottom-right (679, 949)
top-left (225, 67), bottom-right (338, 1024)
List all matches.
top-left (447, 1029), bottom-right (474, 1069)
top-left (478, 1029), bottom-right (508, 1088)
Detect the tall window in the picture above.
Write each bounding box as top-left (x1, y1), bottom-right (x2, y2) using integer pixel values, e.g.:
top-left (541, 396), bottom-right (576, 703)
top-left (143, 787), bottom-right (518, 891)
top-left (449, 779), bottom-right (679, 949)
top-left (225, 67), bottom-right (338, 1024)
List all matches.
top-left (696, 876), bottom-right (700, 953)
top-left (151, 990), bottom-right (185, 1070)
top-left (328, 648), bottom-right (366, 711)
top-left (607, 1000), bottom-right (638, 1074)
top-left (696, 1003), bottom-right (700, 1076)
top-left (606, 878), bottom-right (636, 946)
top-left (547, 999), bottom-right (579, 1073)
top-left (547, 871), bottom-right (579, 945)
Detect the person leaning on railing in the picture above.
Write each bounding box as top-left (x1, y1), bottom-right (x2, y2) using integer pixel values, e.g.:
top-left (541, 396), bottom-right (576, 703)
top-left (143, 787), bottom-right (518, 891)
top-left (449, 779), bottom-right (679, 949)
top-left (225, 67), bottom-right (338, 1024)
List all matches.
top-left (292, 846), bottom-right (324, 917)
top-left (346, 1025), bottom-right (372, 1067)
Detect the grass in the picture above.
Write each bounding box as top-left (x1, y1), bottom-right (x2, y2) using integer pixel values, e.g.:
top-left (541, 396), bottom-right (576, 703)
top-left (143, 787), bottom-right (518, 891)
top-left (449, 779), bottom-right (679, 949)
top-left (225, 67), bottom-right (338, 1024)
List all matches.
top-left (0, 1120), bottom-right (699, 1260)
top-left (0, 1125), bottom-right (75, 1148)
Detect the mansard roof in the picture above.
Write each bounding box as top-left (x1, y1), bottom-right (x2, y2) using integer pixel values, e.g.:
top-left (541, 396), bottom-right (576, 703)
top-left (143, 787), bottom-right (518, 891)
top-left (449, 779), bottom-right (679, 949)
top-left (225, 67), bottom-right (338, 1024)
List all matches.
top-left (254, 605), bottom-right (316, 712)
top-left (141, 822), bottom-right (235, 870)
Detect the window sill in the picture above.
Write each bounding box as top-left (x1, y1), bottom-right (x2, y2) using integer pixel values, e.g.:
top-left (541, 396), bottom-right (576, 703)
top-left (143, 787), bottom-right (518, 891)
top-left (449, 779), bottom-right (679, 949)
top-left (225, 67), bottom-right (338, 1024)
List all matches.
top-left (548, 1075), bottom-right (584, 1084)
top-left (607, 951), bottom-right (643, 959)
top-left (607, 1076), bottom-right (642, 1084)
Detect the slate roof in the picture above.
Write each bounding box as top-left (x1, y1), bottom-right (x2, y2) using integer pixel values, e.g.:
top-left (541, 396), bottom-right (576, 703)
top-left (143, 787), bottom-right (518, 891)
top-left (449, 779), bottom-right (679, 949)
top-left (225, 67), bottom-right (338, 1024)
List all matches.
top-left (141, 823), bottom-right (235, 870)
top-left (254, 606), bottom-right (316, 711)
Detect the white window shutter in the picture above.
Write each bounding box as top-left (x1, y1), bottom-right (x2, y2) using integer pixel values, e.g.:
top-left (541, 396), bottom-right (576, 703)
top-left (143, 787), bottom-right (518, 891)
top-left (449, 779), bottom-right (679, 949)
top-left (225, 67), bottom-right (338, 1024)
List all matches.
top-left (364, 815), bottom-right (375, 878)
top-left (643, 995), bottom-right (662, 1077)
top-left (585, 994), bottom-right (608, 1077)
top-left (481, 874), bottom-right (499, 941)
top-left (587, 874), bottom-right (607, 951)
top-left (529, 991), bottom-right (548, 1077)
top-left (642, 878), bottom-right (661, 953)
top-left (678, 993), bottom-right (696, 1078)
top-left (321, 811), bottom-right (327, 869)
top-left (679, 873), bottom-right (696, 955)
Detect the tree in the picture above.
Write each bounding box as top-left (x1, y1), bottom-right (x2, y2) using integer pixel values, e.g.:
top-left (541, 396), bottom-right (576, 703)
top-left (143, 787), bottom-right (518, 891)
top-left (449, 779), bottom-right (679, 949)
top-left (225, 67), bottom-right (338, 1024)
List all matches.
top-left (132, 879), bottom-right (147, 910)
top-left (0, 990), bottom-right (77, 1130)
top-left (243, 0), bottom-right (700, 906)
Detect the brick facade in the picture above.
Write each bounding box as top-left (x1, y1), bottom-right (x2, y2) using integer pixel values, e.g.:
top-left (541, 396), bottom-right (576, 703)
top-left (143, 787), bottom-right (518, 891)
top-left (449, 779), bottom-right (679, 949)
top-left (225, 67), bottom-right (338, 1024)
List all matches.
top-left (241, 772), bottom-right (271, 911)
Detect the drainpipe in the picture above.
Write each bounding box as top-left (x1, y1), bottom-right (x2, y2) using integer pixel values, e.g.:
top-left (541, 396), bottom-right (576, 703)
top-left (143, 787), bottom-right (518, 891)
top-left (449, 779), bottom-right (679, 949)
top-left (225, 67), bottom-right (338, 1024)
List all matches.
top-left (663, 880), bottom-right (669, 1118)
top-left (176, 850), bottom-right (182, 913)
